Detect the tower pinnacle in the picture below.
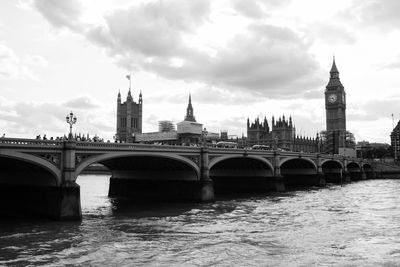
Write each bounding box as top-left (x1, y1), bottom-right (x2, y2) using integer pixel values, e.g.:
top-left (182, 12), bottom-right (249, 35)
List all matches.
top-left (184, 93), bottom-right (196, 122)
top-left (330, 56), bottom-right (339, 76)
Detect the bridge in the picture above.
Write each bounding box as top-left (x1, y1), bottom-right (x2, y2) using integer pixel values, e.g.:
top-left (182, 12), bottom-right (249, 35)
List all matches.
top-left (0, 137), bottom-right (375, 220)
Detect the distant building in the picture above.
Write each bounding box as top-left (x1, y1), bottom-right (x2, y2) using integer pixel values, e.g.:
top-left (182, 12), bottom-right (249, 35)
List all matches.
top-left (391, 121), bottom-right (400, 161)
top-left (246, 116), bottom-right (318, 152)
top-left (356, 141), bottom-right (390, 159)
top-left (116, 87), bottom-right (142, 143)
top-left (220, 131), bottom-right (228, 141)
top-left (134, 94), bottom-right (203, 145)
top-left (159, 120), bottom-right (175, 132)
top-left (176, 94), bottom-right (203, 145)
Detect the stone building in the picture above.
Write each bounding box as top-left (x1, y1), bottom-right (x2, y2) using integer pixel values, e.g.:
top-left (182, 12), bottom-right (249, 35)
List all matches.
top-left (323, 58), bottom-right (347, 154)
top-left (247, 115), bottom-right (318, 152)
top-left (115, 87), bottom-right (143, 143)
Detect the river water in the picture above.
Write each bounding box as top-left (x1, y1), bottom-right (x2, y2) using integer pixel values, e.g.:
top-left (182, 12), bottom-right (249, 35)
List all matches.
top-left (1, 175), bottom-right (400, 266)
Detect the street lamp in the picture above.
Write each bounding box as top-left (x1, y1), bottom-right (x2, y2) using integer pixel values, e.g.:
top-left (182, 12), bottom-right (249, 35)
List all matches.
top-left (66, 111), bottom-right (77, 140)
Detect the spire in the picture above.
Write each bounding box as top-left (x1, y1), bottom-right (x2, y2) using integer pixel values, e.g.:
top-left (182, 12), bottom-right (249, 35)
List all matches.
top-left (117, 90), bottom-right (121, 103)
top-left (139, 90), bottom-right (143, 104)
top-left (126, 74), bottom-right (133, 101)
top-left (127, 89), bottom-right (133, 101)
top-left (330, 56), bottom-right (339, 76)
top-left (184, 93), bottom-right (196, 122)
top-left (326, 56), bottom-right (343, 88)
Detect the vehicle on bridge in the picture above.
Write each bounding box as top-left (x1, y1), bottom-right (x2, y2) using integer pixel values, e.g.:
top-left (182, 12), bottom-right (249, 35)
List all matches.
top-left (251, 145), bottom-right (271, 150)
top-left (216, 141), bottom-right (238, 148)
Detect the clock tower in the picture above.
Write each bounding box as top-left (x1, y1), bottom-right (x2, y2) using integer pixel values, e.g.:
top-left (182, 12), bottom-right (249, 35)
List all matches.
top-left (325, 57), bottom-right (346, 150)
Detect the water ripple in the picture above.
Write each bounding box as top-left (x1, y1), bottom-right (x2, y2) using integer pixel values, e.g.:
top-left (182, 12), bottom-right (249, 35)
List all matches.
top-left (2, 176), bottom-right (400, 266)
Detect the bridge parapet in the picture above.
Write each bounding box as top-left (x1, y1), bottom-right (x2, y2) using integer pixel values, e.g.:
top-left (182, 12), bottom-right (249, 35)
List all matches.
top-left (0, 137), bottom-right (63, 148)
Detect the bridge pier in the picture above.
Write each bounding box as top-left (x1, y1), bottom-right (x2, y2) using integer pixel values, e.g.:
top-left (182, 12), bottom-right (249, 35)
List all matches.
top-left (342, 171), bottom-right (351, 183)
top-left (59, 140), bottom-right (82, 220)
top-left (273, 153), bottom-right (285, 192)
top-left (0, 182), bottom-right (81, 220)
top-left (199, 148), bottom-right (214, 202)
top-left (274, 175), bottom-right (285, 192)
top-left (316, 155), bottom-right (326, 187)
top-left (58, 182), bottom-right (82, 220)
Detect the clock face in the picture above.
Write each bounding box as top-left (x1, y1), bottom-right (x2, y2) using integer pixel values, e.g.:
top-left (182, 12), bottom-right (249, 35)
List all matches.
top-left (328, 94), bottom-right (337, 103)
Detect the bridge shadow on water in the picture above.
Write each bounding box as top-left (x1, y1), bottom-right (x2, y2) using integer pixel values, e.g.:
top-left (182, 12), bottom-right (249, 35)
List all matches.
top-left (108, 197), bottom-right (203, 218)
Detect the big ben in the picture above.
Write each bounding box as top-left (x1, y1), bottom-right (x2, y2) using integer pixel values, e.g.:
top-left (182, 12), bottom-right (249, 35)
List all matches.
top-left (325, 57), bottom-right (346, 152)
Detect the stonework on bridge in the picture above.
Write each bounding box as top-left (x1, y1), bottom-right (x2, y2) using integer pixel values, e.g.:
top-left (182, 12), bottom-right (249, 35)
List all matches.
top-left (0, 137), bottom-right (378, 221)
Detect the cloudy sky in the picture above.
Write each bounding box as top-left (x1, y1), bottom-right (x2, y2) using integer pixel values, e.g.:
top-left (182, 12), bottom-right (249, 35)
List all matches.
top-left (1, 0), bottom-right (400, 143)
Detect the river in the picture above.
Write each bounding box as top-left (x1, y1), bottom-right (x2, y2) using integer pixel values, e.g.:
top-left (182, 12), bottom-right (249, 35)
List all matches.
top-left (1, 175), bottom-right (400, 266)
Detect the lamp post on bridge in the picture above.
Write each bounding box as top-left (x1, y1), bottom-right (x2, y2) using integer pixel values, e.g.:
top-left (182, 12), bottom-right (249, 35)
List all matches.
top-left (66, 111), bottom-right (77, 140)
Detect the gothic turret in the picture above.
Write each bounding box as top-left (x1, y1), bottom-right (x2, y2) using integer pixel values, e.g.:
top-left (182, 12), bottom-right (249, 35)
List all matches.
top-left (139, 90), bottom-right (143, 104)
top-left (116, 75), bottom-right (143, 143)
top-left (127, 89), bottom-right (133, 101)
top-left (184, 93), bottom-right (196, 122)
top-left (326, 57), bottom-right (343, 88)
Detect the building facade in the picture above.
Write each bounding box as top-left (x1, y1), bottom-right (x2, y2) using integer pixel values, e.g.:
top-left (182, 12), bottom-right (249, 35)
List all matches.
top-left (247, 116), bottom-right (318, 152)
top-left (116, 88), bottom-right (143, 143)
top-left (390, 121), bottom-right (400, 161)
top-left (323, 58), bottom-right (347, 154)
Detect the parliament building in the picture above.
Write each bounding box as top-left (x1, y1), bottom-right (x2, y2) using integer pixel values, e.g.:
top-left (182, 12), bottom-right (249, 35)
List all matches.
top-left (115, 87), bottom-right (143, 143)
top-left (247, 116), bottom-right (319, 152)
top-left (247, 58), bottom-right (355, 154)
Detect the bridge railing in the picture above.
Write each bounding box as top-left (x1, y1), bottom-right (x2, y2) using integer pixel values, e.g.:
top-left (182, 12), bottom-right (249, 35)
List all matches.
top-left (0, 137), bottom-right (63, 147)
top-left (75, 141), bottom-right (202, 152)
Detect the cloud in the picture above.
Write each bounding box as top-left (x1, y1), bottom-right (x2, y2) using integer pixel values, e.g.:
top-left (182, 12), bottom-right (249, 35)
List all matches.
top-left (232, 0), bottom-right (265, 18)
top-left (231, 0), bottom-right (290, 19)
top-left (308, 24), bottom-right (356, 45)
top-left (0, 97), bottom-right (114, 139)
top-left (34, 0), bottom-right (323, 99)
top-left (64, 96), bottom-right (99, 109)
top-left (0, 44), bottom-right (19, 78)
top-left (109, 22), bottom-right (322, 98)
top-left (0, 43), bottom-right (48, 80)
top-left (147, 86), bottom-right (265, 105)
top-left (381, 54), bottom-right (400, 69)
top-left (347, 98), bottom-right (400, 122)
top-left (345, 0), bottom-right (400, 31)
top-left (33, 0), bottom-right (84, 32)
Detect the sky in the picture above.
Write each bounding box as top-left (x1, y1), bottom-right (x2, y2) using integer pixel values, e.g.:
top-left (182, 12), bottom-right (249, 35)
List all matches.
top-left (1, 0), bottom-right (400, 143)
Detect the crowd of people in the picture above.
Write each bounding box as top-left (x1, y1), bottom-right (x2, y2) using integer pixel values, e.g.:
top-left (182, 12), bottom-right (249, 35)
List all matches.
top-left (35, 133), bottom-right (108, 142)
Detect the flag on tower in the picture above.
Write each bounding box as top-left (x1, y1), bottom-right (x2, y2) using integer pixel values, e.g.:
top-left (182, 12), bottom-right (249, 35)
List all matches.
top-left (126, 74), bottom-right (131, 80)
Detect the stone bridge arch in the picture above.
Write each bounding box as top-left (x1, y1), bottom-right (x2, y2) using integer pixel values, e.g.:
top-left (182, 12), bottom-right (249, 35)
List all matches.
top-left (76, 152), bottom-right (201, 179)
top-left (0, 150), bottom-right (65, 220)
top-left (208, 155), bottom-right (275, 194)
top-left (0, 150), bottom-right (61, 186)
top-left (76, 152), bottom-right (202, 201)
top-left (279, 157), bottom-right (320, 187)
top-left (362, 162), bottom-right (374, 179)
top-left (209, 155), bottom-right (274, 172)
top-left (321, 159), bottom-right (344, 183)
top-left (347, 161), bottom-right (362, 180)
